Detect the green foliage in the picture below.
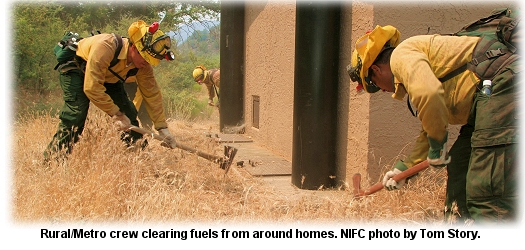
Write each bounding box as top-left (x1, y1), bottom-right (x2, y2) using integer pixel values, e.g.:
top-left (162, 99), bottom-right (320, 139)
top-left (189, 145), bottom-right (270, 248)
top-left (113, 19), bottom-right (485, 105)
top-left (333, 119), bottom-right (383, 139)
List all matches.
top-left (14, 89), bottom-right (63, 120)
top-left (13, 3), bottom-right (70, 91)
top-left (49, 1), bottom-right (220, 33)
top-left (154, 25), bottom-right (220, 120)
top-left (161, 88), bottom-right (213, 121)
top-left (13, 1), bottom-right (220, 122)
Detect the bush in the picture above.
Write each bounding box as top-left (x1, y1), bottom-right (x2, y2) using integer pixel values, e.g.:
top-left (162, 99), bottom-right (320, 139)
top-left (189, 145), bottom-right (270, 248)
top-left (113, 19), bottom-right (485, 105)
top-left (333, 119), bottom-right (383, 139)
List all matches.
top-left (162, 88), bottom-right (214, 121)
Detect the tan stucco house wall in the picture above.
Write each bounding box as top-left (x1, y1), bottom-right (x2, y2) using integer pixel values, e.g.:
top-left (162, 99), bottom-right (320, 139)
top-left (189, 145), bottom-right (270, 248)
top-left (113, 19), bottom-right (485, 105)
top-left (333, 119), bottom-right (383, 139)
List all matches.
top-left (242, 0), bottom-right (518, 186)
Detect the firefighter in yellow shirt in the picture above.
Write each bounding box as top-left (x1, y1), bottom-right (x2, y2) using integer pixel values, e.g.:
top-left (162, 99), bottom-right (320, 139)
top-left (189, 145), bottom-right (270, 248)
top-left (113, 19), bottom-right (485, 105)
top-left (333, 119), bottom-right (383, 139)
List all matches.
top-left (45, 20), bottom-right (177, 160)
top-left (348, 25), bottom-right (518, 223)
top-left (192, 65), bottom-right (220, 107)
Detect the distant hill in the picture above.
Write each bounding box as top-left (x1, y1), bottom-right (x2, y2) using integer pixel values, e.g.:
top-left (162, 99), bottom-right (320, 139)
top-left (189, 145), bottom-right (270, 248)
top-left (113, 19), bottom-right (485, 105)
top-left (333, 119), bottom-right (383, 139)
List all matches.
top-left (172, 20), bottom-right (220, 45)
top-left (176, 22), bottom-right (220, 56)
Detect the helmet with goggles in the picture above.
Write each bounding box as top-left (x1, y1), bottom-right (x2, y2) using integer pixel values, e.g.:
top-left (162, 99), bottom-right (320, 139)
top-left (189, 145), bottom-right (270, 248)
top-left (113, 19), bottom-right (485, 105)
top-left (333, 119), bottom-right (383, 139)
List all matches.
top-left (128, 20), bottom-right (175, 66)
top-left (347, 25), bottom-right (400, 93)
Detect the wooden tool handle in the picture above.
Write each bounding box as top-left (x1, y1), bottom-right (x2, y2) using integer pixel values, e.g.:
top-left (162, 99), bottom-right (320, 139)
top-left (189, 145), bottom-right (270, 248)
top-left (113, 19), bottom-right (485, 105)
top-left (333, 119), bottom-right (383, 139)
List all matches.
top-left (129, 126), bottom-right (220, 161)
top-left (354, 160), bottom-right (430, 197)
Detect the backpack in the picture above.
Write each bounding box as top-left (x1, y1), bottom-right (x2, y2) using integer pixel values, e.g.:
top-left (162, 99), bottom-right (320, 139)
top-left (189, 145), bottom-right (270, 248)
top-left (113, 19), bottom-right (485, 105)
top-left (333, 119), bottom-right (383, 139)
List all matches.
top-left (53, 31), bottom-right (83, 70)
top-left (53, 31), bottom-right (124, 73)
top-left (439, 7), bottom-right (520, 83)
top-left (408, 8), bottom-right (520, 117)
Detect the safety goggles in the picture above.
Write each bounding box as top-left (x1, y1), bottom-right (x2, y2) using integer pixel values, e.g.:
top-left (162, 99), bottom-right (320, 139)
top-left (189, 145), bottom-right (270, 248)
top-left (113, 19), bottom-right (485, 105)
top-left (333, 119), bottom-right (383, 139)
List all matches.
top-left (347, 56), bottom-right (380, 93)
top-left (347, 62), bottom-right (362, 85)
top-left (142, 33), bottom-right (175, 61)
top-left (194, 73), bottom-right (204, 82)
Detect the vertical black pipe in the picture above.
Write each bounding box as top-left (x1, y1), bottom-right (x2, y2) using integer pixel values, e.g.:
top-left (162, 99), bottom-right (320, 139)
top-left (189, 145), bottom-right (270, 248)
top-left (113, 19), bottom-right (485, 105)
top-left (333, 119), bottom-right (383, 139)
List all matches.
top-left (292, 2), bottom-right (342, 190)
top-left (220, 2), bottom-right (245, 133)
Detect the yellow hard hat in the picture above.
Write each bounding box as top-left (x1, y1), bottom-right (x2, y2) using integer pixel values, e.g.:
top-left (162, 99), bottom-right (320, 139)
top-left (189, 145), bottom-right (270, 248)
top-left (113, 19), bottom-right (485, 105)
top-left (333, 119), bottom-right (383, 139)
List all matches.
top-left (348, 25), bottom-right (401, 93)
top-left (192, 65), bottom-right (208, 82)
top-left (128, 20), bottom-right (175, 66)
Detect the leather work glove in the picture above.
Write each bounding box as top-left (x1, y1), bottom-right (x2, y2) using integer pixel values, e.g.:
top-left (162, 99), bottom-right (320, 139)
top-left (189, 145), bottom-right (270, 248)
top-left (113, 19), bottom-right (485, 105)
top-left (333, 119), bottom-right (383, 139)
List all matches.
top-left (382, 160), bottom-right (409, 191)
top-left (427, 133), bottom-right (451, 168)
top-left (112, 111), bottom-right (131, 131)
top-left (158, 128), bottom-right (176, 149)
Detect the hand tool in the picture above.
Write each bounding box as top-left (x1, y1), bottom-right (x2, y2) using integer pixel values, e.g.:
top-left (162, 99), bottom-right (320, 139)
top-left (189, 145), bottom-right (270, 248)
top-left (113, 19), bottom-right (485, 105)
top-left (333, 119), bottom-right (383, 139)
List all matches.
top-left (352, 160), bottom-right (429, 198)
top-left (129, 126), bottom-right (238, 173)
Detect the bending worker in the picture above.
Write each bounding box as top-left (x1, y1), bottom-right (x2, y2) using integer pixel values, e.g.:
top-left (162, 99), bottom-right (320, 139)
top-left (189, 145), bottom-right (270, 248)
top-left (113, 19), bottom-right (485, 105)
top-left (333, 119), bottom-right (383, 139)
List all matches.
top-left (45, 20), bottom-right (177, 160)
top-left (192, 65), bottom-right (220, 106)
top-left (348, 24), bottom-right (518, 223)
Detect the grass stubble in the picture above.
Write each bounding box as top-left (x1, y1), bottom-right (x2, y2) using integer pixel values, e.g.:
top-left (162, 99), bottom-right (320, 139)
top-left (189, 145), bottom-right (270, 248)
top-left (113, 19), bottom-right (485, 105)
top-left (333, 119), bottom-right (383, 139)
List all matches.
top-left (12, 106), bottom-right (452, 228)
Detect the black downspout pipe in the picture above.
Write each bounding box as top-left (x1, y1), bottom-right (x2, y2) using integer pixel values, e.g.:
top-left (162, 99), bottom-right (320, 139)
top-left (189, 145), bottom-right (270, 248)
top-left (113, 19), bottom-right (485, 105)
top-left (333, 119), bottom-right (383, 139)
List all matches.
top-left (220, 2), bottom-right (245, 133)
top-left (292, 2), bottom-right (342, 190)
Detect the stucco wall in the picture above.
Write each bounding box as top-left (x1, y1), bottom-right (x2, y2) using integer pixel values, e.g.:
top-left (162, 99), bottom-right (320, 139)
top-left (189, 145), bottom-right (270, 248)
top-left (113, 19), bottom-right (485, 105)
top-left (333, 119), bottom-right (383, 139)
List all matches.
top-left (243, 0), bottom-right (519, 185)
top-left (244, 1), bottom-right (296, 160)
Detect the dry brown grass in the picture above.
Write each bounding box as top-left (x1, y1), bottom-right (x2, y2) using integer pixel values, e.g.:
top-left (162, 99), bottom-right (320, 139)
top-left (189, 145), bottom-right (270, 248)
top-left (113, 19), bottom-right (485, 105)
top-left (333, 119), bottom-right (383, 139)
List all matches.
top-left (12, 105), bottom-right (450, 226)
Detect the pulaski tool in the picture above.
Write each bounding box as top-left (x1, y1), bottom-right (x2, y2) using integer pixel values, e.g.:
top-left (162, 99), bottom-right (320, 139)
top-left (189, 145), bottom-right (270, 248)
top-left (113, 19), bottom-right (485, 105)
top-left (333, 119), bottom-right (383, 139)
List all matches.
top-left (130, 126), bottom-right (238, 173)
top-left (352, 160), bottom-right (430, 198)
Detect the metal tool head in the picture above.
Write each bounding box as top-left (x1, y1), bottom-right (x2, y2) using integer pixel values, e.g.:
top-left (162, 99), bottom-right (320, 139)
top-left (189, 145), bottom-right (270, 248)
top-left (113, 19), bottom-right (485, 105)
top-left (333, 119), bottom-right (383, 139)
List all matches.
top-left (219, 145), bottom-right (238, 174)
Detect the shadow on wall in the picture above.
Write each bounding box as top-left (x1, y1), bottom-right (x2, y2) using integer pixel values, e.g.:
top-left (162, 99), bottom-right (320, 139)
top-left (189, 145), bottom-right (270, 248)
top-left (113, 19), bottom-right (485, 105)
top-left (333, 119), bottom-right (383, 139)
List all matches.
top-left (367, 93), bottom-right (421, 182)
top-left (244, 1), bottom-right (266, 29)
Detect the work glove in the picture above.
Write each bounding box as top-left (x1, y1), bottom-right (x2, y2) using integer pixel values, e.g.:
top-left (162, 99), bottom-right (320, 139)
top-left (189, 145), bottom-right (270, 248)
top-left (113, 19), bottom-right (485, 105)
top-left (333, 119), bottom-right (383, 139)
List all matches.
top-left (382, 160), bottom-right (409, 191)
top-left (427, 133), bottom-right (451, 168)
top-left (208, 98), bottom-right (215, 106)
top-left (112, 111), bottom-right (131, 131)
top-left (158, 128), bottom-right (176, 149)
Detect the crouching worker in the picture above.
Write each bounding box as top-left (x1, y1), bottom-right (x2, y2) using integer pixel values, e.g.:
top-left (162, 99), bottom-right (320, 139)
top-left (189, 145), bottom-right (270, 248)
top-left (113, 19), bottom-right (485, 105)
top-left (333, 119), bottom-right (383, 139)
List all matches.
top-left (348, 25), bottom-right (518, 223)
top-left (44, 20), bottom-right (177, 161)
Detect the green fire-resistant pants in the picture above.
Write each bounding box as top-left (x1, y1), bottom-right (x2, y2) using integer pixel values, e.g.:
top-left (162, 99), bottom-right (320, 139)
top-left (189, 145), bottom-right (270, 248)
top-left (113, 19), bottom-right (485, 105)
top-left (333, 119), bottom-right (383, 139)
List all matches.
top-left (466, 56), bottom-right (520, 223)
top-left (446, 55), bottom-right (519, 224)
top-left (44, 69), bottom-right (144, 158)
top-left (445, 124), bottom-right (474, 223)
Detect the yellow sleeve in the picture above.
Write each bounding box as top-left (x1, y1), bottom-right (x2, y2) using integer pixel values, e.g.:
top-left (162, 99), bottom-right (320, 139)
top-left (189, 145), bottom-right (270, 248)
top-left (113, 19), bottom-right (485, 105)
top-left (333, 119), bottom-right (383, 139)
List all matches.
top-left (389, 35), bottom-right (480, 168)
top-left (391, 40), bottom-right (448, 142)
top-left (391, 35), bottom-right (479, 142)
top-left (135, 65), bottom-right (168, 130)
top-left (133, 88), bottom-right (143, 110)
top-left (213, 70), bottom-right (220, 88)
top-left (404, 129), bottom-right (430, 168)
top-left (80, 36), bottom-right (120, 116)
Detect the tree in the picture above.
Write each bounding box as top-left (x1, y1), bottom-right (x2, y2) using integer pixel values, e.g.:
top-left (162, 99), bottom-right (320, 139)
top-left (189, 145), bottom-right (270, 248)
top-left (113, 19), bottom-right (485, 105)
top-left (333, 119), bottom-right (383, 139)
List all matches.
top-left (13, 3), bottom-right (68, 91)
top-left (13, 1), bottom-right (220, 91)
top-left (52, 1), bottom-right (220, 33)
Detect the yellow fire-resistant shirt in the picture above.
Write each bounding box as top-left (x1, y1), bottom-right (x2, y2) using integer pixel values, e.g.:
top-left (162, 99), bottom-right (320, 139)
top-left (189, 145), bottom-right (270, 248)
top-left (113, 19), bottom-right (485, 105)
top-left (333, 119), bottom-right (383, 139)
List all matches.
top-left (202, 69), bottom-right (221, 99)
top-left (76, 33), bottom-right (168, 130)
top-left (390, 35), bottom-right (481, 168)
